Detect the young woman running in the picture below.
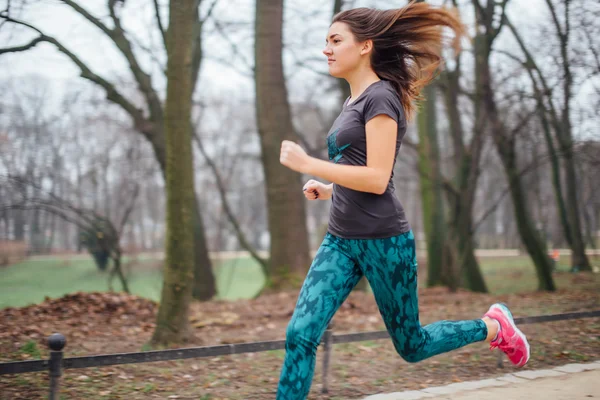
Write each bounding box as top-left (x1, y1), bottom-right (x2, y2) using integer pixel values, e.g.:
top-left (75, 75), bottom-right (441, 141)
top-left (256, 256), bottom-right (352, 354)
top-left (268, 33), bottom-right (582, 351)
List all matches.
top-left (277, 2), bottom-right (530, 399)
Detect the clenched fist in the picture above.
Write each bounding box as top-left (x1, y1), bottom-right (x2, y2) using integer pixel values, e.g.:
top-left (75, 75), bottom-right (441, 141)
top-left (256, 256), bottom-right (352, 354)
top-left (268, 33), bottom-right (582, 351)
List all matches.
top-left (280, 140), bottom-right (312, 174)
top-left (303, 179), bottom-right (332, 201)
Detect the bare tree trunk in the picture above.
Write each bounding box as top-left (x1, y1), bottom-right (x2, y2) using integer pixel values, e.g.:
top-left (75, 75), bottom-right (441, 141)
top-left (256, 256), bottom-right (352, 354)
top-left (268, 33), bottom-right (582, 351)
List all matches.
top-left (151, 0), bottom-right (197, 346)
top-left (438, 46), bottom-right (487, 292)
top-left (473, 1), bottom-right (555, 290)
top-left (255, 0), bottom-right (311, 289)
top-left (552, 0), bottom-right (591, 272)
top-left (13, 209), bottom-right (25, 241)
top-left (506, 17), bottom-right (572, 246)
top-left (417, 84), bottom-right (448, 288)
top-left (504, 5), bottom-right (591, 271)
top-left (446, 183), bottom-right (487, 292)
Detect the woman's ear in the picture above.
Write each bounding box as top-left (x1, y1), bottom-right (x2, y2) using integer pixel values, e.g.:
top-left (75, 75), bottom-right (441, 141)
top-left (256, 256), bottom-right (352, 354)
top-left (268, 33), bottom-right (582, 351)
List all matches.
top-left (360, 39), bottom-right (374, 56)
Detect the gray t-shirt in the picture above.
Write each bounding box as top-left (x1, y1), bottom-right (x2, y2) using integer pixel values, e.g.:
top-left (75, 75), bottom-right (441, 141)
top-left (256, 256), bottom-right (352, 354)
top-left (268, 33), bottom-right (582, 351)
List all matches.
top-left (326, 80), bottom-right (411, 239)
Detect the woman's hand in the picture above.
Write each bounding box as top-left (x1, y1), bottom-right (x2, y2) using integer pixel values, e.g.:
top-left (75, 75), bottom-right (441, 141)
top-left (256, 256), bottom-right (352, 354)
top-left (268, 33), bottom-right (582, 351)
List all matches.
top-left (303, 179), bottom-right (333, 201)
top-left (280, 140), bottom-right (313, 174)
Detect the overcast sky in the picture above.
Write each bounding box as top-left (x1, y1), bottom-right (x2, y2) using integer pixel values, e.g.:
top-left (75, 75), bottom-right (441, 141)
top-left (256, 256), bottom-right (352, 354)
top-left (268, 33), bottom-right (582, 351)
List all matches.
top-left (0, 0), bottom-right (546, 91)
top-left (0, 0), bottom-right (597, 139)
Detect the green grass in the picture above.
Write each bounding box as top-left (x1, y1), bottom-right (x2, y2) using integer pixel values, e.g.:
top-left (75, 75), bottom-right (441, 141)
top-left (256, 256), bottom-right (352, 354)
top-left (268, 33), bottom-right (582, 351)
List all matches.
top-left (0, 254), bottom-right (596, 309)
top-left (0, 255), bottom-right (265, 308)
top-left (19, 340), bottom-right (41, 359)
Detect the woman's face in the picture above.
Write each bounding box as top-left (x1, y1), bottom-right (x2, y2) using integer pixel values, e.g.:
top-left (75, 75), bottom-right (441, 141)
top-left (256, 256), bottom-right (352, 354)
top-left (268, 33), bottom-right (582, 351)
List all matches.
top-left (323, 22), bottom-right (365, 79)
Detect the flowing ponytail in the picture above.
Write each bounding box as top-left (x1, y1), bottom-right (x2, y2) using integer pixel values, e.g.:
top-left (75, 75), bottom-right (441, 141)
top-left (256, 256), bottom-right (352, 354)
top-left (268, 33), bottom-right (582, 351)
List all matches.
top-left (332, 1), bottom-right (467, 119)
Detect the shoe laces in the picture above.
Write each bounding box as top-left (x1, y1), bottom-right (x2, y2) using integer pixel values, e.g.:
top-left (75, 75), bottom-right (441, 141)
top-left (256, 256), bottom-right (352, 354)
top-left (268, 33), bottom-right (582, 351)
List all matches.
top-left (490, 330), bottom-right (504, 350)
top-left (491, 333), bottom-right (516, 355)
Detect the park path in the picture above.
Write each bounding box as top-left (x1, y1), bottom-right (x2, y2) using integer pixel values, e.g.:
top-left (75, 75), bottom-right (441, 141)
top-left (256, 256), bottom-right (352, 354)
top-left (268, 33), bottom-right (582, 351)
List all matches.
top-left (432, 369), bottom-right (599, 400)
top-left (364, 362), bottom-right (600, 400)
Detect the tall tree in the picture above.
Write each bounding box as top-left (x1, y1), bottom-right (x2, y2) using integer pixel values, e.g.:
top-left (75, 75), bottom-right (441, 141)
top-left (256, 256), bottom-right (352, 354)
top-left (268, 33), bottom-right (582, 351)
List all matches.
top-left (549, 0), bottom-right (591, 272)
top-left (472, 0), bottom-right (555, 291)
top-left (151, 0), bottom-right (197, 346)
top-left (504, 0), bottom-right (592, 272)
top-left (0, 0), bottom-right (217, 300)
top-left (255, 0), bottom-right (311, 289)
top-left (413, 0), bottom-right (450, 289)
top-left (542, 0), bottom-right (590, 271)
top-left (411, 0), bottom-right (487, 292)
top-left (503, 15), bottom-right (573, 262)
top-left (417, 83), bottom-right (451, 288)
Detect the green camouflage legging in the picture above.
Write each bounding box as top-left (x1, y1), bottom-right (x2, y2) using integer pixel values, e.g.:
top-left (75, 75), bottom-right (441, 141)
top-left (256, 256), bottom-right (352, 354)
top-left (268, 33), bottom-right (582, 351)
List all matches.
top-left (276, 230), bottom-right (488, 399)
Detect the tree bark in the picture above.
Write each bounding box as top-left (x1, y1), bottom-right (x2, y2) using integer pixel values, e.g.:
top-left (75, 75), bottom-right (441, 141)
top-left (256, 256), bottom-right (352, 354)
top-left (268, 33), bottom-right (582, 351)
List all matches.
top-left (151, 0), bottom-right (197, 346)
top-left (255, 0), bottom-right (311, 289)
top-left (439, 54), bottom-right (487, 293)
top-left (446, 178), bottom-right (487, 292)
top-left (417, 84), bottom-right (448, 288)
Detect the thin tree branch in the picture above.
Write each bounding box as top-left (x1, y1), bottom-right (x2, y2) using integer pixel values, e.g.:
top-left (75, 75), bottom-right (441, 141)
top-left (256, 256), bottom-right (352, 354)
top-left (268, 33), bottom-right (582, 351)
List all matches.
top-left (60, 0), bottom-right (114, 37)
top-left (191, 126), bottom-right (269, 271)
top-left (472, 143), bottom-right (565, 232)
top-left (201, 0), bottom-right (220, 23)
top-left (492, 0), bottom-right (510, 40)
top-left (544, 0), bottom-right (565, 40)
top-left (0, 35), bottom-right (44, 53)
top-left (117, 183), bottom-right (140, 237)
top-left (211, 19), bottom-right (254, 74)
top-left (60, 0), bottom-right (163, 122)
top-left (0, 15), bottom-right (151, 136)
top-left (502, 15), bottom-right (563, 137)
top-left (582, 23), bottom-right (600, 74)
top-left (128, 32), bottom-right (166, 75)
top-left (153, 0), bottom-right (167, 49)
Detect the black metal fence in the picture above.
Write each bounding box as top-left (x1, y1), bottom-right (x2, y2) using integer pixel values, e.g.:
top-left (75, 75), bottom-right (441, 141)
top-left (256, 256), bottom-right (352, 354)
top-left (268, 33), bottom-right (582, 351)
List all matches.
top-left (1, 310), bottom-right (599, 399)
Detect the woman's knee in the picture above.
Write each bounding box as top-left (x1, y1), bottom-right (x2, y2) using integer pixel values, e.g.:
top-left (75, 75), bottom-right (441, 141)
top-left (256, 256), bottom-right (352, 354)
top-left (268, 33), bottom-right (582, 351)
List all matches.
top-left (392, 338), bottom-right (426, 363)
top-left (397, 348), bottom-right (426, 363)
top-left (285, 321), bottom-right (321, 351)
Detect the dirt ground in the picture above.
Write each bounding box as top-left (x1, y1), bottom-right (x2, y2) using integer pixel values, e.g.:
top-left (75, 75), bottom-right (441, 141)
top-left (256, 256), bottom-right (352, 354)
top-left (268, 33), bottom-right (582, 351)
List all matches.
top-left (0, 271), bottom-right (599, 400)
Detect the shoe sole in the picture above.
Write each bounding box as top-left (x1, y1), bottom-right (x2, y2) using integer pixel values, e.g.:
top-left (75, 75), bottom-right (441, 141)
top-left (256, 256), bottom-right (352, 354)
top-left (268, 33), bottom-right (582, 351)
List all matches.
top-left (492, 303), bottom-right (530, 367)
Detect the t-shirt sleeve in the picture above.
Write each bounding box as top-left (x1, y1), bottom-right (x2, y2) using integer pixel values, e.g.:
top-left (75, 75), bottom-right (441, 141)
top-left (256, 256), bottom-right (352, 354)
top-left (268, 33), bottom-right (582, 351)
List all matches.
top-left (363, 87), bottom-right (403, 125)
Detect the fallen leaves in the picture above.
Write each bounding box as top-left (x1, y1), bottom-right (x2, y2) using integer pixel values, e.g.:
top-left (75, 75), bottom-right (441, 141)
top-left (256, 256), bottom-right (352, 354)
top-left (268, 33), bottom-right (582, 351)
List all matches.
top-left (0, 276), bottom-right (598, 399)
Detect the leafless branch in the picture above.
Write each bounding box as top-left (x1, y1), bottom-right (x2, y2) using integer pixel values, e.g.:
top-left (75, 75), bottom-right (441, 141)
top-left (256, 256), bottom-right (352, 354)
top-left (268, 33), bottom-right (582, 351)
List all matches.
top-left (0, 35), bottom-right (44, 54)
top-left (153, 0), bottom-right (167, 49)
top-left (0, 14), bottom-right (152, 136)
top-left (211, 19), bottom-right (254, 74)
top-left (60, 0), bottom-right (113, 37)
top-left (545, 0), bottom-right (565, 41)
top-left (128, 32), bottom-right (166, 75)
top-left (490, 0), bottom-right (511, 41)
top-left (582, 24), bottom-right (600, 74)
top-left (117, 183), bottom-right (140, 237)
top-left (201, 0), bottom-right (220, 23)
top-left (59, 0), bottom-right (163, 121)
top-left (191, 125), bottom-right (269, 272)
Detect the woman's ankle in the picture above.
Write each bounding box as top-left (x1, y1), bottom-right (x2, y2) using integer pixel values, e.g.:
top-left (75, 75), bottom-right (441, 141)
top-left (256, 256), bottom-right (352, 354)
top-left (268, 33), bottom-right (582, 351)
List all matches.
top-left (482, 317), bottom-right (500, 342)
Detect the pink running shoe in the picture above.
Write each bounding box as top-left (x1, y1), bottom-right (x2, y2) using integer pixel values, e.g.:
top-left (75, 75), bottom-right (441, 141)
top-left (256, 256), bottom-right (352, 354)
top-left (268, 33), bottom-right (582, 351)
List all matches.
top-left (483, 303), bottom-right (530, 367)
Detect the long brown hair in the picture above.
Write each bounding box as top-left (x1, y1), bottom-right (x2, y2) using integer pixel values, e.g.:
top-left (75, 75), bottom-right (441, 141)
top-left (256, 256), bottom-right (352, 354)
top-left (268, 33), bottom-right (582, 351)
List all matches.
top-left (332, 1), bottom-right (467, 119)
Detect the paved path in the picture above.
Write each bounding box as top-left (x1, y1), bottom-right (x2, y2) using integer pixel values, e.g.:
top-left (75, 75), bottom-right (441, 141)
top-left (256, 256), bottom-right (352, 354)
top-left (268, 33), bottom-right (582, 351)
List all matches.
top-left (364, 361), bottom-right (600, 400)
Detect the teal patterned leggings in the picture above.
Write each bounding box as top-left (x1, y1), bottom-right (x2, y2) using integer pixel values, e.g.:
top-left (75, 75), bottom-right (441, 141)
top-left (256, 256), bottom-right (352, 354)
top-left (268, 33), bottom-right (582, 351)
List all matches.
top-left (276, 230), bottom-right (488, 399)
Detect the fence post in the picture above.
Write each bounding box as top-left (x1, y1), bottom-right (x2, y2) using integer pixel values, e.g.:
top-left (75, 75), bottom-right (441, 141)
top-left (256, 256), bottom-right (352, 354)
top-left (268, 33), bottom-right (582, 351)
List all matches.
top-left (321, 323), bottom-right (333, 394)
top-left (48, 333), bottom-right (66, 400)
top-left (496, 350), bottom-right (503, 368)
